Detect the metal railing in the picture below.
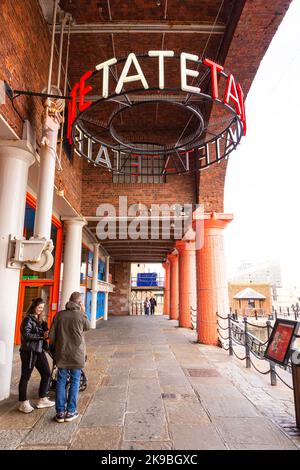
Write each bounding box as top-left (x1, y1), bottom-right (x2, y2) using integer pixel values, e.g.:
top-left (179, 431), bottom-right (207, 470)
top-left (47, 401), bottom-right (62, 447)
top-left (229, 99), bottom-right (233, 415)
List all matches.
top-left (230, 306), bottom-right (300, 321)
top-left (217, 313), bottom-right (294, 390)
top-left (131, 302), bottom-right (144, 315)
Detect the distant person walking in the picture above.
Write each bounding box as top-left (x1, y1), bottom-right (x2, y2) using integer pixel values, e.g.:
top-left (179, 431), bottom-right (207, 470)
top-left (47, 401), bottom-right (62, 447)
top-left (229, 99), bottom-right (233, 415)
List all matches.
top-left (144, 297), bottom-right (150, 316)
top-left (18, 298), bottom-right (55, 413)
top-left (49, 292), bottom-right (90, 423)
top-left (150, 296), bottom-right (157, 315)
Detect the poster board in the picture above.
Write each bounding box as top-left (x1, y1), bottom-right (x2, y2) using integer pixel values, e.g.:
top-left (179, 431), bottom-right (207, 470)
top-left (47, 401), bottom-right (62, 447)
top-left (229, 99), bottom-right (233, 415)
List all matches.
top-left (264, 319), bottom-right (299, 366)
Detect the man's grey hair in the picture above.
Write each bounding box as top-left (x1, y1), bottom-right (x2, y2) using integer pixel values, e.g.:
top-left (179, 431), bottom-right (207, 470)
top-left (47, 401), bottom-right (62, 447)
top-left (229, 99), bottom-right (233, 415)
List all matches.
top-left (69, 291), bottom-right (81, 303)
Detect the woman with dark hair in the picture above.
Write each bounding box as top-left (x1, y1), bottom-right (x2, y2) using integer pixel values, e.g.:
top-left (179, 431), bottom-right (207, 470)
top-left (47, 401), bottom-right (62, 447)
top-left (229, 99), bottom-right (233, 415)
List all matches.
top-left (18, 297), bottom-right (55, 413)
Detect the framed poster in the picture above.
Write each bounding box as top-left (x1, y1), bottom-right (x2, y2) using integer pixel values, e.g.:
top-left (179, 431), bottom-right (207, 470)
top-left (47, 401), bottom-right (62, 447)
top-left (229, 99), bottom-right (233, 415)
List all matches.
top-left (264, 319), bottom-right (299, 366)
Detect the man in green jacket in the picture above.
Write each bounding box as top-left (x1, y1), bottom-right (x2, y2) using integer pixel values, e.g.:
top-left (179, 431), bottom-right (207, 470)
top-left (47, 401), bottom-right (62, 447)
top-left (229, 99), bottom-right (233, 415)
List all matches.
top-left (49, 291), bottom-right (90, 423)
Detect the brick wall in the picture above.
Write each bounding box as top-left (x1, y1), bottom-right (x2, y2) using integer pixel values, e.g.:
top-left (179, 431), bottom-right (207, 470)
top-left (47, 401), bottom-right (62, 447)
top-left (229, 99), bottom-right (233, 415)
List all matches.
top-left (0, 0), bottom-right (82, 214)
top-left (81, 161), bottom-right (196, 215)
top-left (109, 261), bottom-right (131, 316)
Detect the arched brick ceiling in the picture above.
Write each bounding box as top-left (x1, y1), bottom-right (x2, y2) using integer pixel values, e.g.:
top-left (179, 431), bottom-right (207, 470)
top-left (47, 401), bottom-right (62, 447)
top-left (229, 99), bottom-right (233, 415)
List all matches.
top-left (55, 0), bottom-right (292, 260)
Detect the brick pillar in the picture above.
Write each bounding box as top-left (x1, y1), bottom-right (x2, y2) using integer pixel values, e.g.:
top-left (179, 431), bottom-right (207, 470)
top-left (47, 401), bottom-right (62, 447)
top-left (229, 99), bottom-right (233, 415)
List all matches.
top-left (176, 240), bottom-right (196, 329)
top-left (110, 261), bottom-right (131, 315)
top-left (162, 260), bottom-right (170, 316)
top-left (168, 252), bottom-right (179, 321)
top-left (194, 213), bottom-right (232, 345)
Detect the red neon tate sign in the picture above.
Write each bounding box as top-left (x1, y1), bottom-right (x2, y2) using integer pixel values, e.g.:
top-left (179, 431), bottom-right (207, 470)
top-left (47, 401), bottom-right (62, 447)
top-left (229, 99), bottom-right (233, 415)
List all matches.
top-left (67, 52), bottom-right (246, 145)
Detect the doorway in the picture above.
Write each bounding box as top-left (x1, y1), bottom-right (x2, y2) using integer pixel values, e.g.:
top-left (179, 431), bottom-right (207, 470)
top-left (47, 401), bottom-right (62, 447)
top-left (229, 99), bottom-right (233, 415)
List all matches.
top-left (15, 282), bottom-right (54, 345)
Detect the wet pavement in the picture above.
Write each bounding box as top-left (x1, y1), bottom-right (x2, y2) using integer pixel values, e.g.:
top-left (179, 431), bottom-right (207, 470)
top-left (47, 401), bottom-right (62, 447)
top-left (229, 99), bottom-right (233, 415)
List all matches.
top-left (0, 315), bottom-right (299, 450)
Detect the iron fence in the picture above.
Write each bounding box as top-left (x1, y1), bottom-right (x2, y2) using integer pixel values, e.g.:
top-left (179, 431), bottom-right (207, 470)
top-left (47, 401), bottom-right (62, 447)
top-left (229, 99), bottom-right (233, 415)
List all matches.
top-left (217, 313), bottom-right (295, 390)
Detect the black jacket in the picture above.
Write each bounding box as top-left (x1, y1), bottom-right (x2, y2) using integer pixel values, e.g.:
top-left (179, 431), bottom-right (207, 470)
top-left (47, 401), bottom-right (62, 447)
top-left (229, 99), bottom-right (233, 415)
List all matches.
top-left (20, 315), bottom-right (45, 353)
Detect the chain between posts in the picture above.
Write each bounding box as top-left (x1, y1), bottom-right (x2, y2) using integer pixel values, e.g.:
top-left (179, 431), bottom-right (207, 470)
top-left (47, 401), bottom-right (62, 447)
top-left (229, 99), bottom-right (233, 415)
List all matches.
top-left (216, 312), bottom-right (293, 390)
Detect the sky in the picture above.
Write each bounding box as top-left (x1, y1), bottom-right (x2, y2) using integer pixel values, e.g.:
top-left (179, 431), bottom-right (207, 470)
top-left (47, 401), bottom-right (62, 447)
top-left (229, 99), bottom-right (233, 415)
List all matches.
top-left (224, 0), bottom-right (300, 287)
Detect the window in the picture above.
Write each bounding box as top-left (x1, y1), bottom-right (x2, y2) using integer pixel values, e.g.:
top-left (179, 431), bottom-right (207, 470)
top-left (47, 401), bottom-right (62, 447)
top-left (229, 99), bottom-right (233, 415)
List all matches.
top-left (113, 144), bottom-right (165, 184)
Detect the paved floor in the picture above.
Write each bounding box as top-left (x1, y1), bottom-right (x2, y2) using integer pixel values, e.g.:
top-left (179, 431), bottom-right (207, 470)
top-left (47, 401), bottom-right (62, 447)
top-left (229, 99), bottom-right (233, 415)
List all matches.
top-left (0, 315), bottom-right (299, 450)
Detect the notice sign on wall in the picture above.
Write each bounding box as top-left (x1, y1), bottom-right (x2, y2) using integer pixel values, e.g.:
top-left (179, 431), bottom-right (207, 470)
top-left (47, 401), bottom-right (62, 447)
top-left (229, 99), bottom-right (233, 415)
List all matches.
top-left (264, 319), bottom-right (299, 366)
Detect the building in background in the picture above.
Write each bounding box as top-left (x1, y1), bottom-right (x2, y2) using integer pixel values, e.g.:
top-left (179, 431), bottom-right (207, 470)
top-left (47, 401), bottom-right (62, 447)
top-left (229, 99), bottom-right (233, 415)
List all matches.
top-left (228, 283), bottom-right (272, 317)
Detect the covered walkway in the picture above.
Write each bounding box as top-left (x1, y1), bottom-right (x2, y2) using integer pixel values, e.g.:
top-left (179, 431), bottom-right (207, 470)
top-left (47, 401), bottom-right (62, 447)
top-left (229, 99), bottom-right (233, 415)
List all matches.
top-left (0, 316), bottom-right (299, 450)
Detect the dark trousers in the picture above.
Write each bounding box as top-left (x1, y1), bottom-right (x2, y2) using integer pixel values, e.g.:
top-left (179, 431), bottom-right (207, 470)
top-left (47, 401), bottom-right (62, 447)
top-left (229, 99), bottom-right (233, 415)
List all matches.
top-left (18, 351), bottom-right (51, 401)
top-left (150, 306), bottom-right (155, 315)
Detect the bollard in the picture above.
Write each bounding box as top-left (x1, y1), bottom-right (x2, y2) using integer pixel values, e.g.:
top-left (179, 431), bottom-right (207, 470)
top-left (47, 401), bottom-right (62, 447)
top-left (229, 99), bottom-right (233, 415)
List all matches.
top-left (291, 348), bottom-right (300, 429)
top-left (267, 320), bottom-right (277, 386)
top-left (243, 316), bottom-right (251, 369)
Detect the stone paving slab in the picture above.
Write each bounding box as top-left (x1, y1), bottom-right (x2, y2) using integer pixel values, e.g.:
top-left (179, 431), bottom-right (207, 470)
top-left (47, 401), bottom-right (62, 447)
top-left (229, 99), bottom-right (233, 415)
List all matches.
top-left (17, 445), bottom-right (68, 450)
top-left (21, 408), bottom-right (78, 446)
top-left (0, 429), bottom-right (31, 450)
top-left (80, 400), bottom-right (125, 427)
top-left (213, 417), bottom-right (297, 449)
top-left (130, 368), bottom-right (157, 379)
top-left (0, 407), bottom-right (46, 429)
top-left (169, 423), bottom-right (227, 450)
top-left (124, 411), bottom-right (169, 442)
top-left (121, 441), bottom-right (173, 450)
top-left (164, 398), bottom-right (211, 425)
top-left (70, 427), bottom-right (122, 450)
top-left (101, 374), bottom-right (129, 387)
top-left (192, 381), bottom-right (260, 418)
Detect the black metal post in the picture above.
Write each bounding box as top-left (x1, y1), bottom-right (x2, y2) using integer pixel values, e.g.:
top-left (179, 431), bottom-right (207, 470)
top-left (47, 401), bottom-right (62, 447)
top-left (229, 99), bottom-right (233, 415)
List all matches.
top-left (274, 309), bottom-right (278, 321)
top-left (228, 314), bottom-right (233, 356)
top-left (267, 320), bottom-right (277, 386)
top-left (243, 316), bottom-right (251, 368)
top-left (291, 349), bottom-right (300, 429)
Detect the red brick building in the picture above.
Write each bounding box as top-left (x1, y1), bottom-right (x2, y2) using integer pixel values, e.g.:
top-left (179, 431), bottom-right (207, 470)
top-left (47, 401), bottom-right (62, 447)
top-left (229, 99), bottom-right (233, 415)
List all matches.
top-left (0, 0), bottom-right (291, 400)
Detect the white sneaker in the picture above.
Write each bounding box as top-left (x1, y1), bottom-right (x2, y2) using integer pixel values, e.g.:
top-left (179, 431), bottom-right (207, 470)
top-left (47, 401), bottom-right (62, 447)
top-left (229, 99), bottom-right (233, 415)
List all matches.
top-left (36, 397), bottom-right (55, 409)
top-left (18, 400), bottom-right (34, 413)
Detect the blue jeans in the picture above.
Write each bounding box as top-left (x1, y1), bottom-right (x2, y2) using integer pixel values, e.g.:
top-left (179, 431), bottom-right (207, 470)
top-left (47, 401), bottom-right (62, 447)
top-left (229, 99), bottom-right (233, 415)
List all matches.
top-left (56, 368), bottom-right (81, 413)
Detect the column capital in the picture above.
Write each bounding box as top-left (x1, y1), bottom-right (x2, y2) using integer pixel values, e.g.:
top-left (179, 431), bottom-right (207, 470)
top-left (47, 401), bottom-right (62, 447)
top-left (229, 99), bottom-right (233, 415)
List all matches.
top-left (0, 139), bottom-right (36, 165)
top-left (61, 216), bottom-right (87, 227)
top-left (162, 260), bottom-right (170, 269)
top-left (175, 239), bottom-right (195, 253)
top-left (167, 250), bottom-right (178, 262)
top-left (192, 211), bottom-right (233, 231)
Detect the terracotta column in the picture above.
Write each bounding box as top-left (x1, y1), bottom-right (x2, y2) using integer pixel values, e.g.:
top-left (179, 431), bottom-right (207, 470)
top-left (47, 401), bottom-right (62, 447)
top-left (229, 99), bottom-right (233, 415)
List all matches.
top-left (194, 212), bottom-right (233, 345)
top-left (162, 260), bottom-right (170, 316)
top-left (176, 240), bottom-right (196, 328)
top-left (168, 251), bottom-right (179, 321)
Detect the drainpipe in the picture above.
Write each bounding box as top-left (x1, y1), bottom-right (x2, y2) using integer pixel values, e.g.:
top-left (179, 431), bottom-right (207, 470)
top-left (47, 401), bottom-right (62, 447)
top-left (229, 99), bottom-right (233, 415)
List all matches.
top-left (104, 255), bottom-right (110, 321)
top-left (33, 0), bottom-right (63, 262)
top-left (90, 243), bottom-right (99, 329)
